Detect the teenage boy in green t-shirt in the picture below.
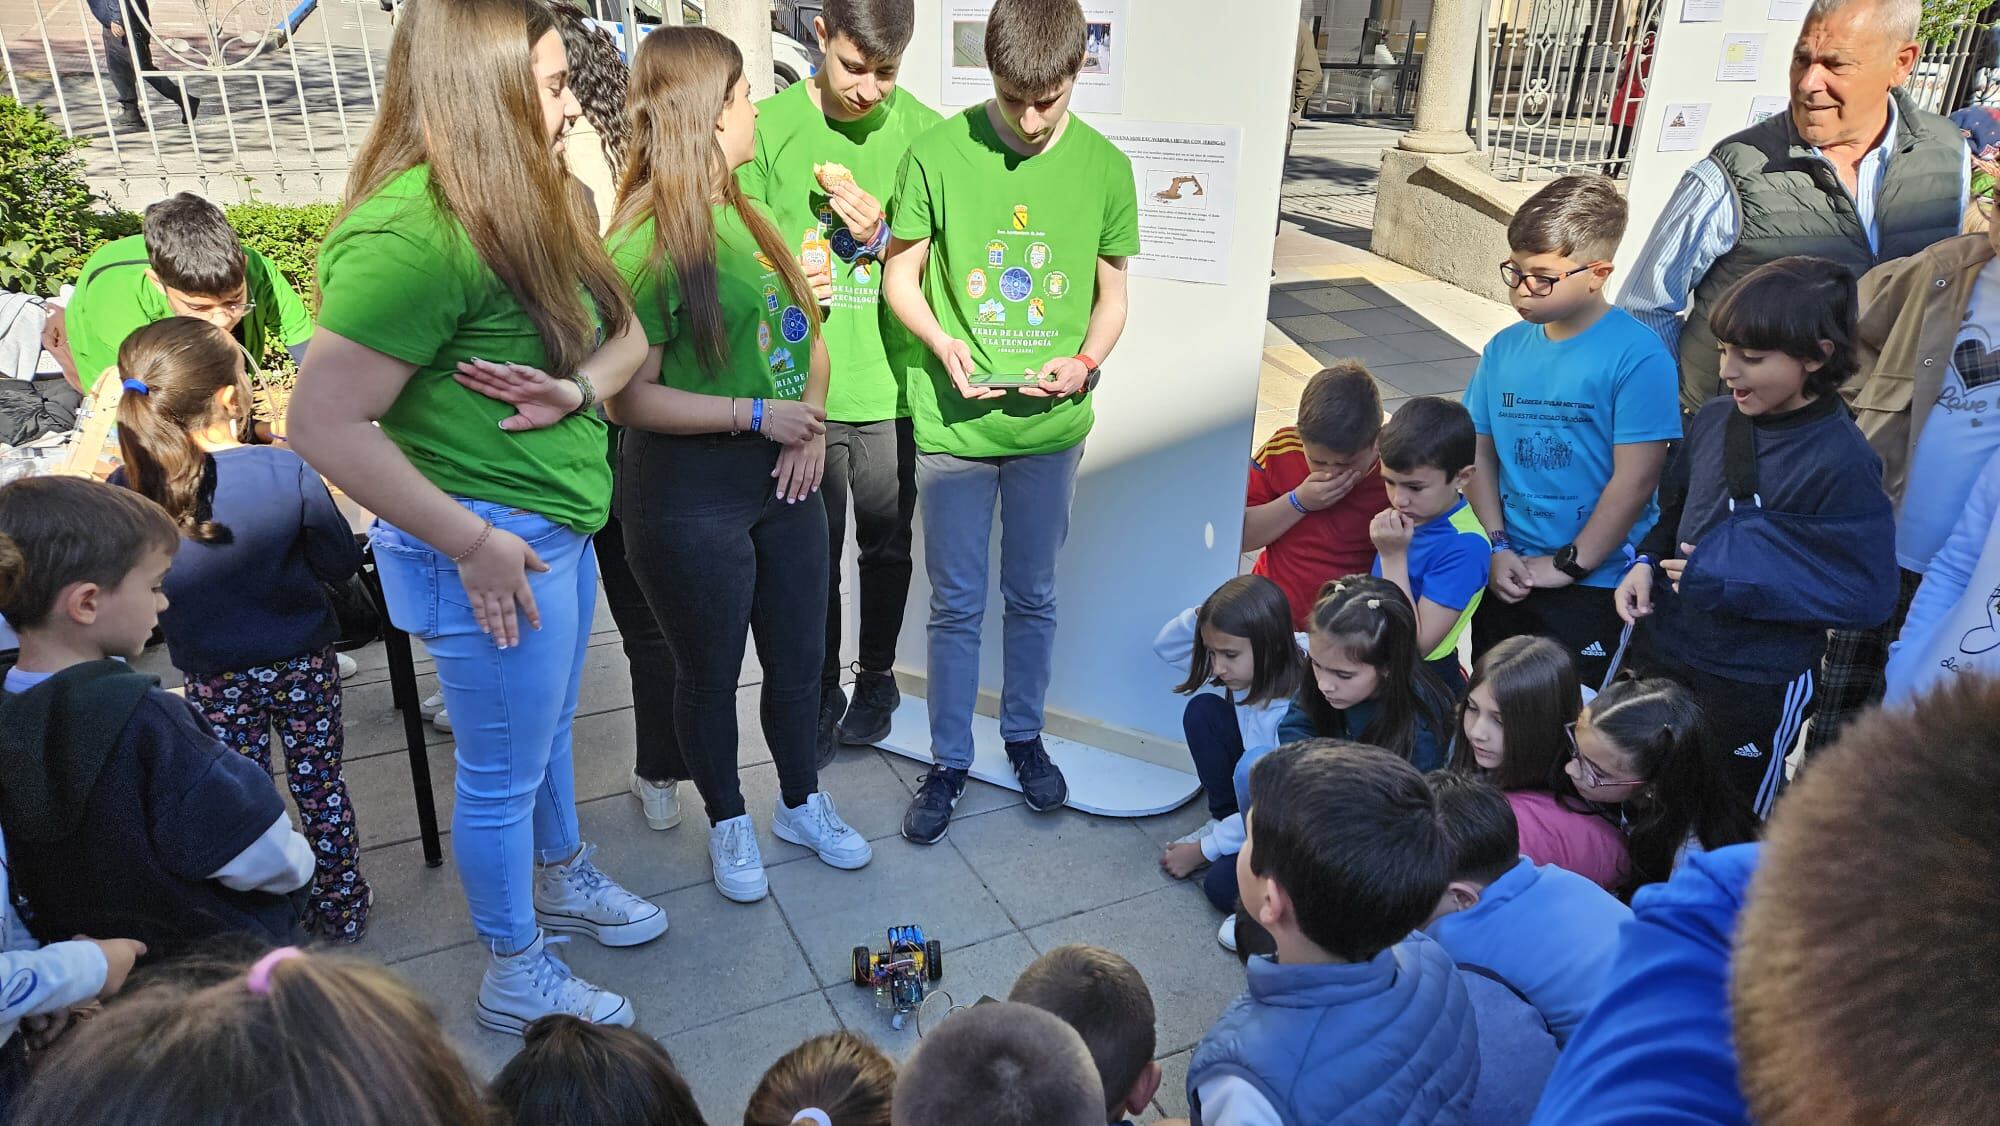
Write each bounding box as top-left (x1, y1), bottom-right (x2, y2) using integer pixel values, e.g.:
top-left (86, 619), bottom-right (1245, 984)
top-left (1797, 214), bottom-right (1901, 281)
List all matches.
top-left (54, 192), bottom-right (315, 394)
top-left (737, 0), bottom-right (940, 766)
top-left (882, 0), bottom-right (1139, 844)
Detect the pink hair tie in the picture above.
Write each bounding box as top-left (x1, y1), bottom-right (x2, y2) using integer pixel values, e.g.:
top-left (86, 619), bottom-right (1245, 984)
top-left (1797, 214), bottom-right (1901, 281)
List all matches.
top-left (247, 946), bottom-right (305, 994)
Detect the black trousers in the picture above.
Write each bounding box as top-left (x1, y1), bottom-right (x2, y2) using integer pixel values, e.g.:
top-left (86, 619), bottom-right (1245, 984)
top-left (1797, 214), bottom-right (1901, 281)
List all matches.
top-left (595, 475), bottom-right (688, 785)
top-left (1640, 649), bottom-right (1813, 820)
top-left (821, 417), bottom-right (917, 693)
top-left (101, 0), bottom-right (189, 110)
top-left (1471, 583), bottom-right (1626, 689)
top-left (620, 429), bottom-right (828, 824)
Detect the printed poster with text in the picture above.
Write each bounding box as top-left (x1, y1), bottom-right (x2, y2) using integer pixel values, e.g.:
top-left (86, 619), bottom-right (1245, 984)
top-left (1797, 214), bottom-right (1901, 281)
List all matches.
top-left (941, 0), bottom-right (1127, 112)
top-left (1102, 120), bottom-right (1243, 286)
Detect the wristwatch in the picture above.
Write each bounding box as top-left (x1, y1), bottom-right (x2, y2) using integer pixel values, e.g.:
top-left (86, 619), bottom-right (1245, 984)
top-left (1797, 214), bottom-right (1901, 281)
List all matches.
top-left (1553, 544), bottom-right (1591, 581)
top-left (1077, 353), bottom-right (1101, 394)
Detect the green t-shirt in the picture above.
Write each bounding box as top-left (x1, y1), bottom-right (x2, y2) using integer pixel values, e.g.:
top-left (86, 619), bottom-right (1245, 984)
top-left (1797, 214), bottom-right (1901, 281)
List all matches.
top-left (608, 203), bottom-right (815, 402)
top-left (314, 165), bottom-right (612, 533)
top-left (66, 233), bottom-right (316, 392)
top-left (890, 106), bottom-right (1140, 458)
top-left (736, 83), bottom-right (940, 424)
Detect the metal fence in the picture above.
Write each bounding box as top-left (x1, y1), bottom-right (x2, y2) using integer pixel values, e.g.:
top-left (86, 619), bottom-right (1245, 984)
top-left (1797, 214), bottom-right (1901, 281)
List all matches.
top-left (0, 0), bottom-right (665, 206)
top-left (1476, 0), bottom-right (1995, 182)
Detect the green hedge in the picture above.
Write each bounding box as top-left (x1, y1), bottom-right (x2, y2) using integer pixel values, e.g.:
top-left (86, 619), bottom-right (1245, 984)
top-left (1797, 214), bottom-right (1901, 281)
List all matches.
top-left (1, 93), bottom-right (335, 306)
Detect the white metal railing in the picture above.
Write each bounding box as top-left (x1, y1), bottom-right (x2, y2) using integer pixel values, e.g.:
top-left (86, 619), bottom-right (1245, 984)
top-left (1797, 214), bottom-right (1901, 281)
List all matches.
top-left (1477, 0), bottom-right (1996, 182)
top-left (0, 0), bottom-right (652, 205)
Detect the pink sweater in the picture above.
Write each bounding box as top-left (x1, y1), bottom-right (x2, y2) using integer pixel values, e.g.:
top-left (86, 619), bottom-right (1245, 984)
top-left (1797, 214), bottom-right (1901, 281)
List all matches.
top-left (1507, 790), bottom-right (1630, 893)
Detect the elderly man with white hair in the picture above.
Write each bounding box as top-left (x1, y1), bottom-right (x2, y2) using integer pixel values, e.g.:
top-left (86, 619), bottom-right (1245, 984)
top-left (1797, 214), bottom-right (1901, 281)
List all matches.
top-left (1621, 0), bottom-right (1968, 415)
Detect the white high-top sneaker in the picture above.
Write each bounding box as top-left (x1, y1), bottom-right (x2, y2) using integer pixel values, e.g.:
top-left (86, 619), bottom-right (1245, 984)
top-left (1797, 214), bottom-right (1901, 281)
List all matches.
top-left (708, 814), bottom-right (768, 903)
top-left (533, 843), bottom-right (668, 947)
top-left (476, 933), bottom-right (632, 1035)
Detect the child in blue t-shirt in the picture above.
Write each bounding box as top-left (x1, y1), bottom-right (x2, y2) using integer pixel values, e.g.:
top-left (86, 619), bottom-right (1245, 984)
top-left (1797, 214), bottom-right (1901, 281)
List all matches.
top-left (1370, 396), bottom-right (1489, 693)
top-left (1466, 175), bottom-right (1681, 687)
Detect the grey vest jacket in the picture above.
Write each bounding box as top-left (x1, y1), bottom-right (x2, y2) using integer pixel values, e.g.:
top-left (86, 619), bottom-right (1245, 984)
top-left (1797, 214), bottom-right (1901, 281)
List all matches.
top-left (1677, 89), bottom-right (1963, 412)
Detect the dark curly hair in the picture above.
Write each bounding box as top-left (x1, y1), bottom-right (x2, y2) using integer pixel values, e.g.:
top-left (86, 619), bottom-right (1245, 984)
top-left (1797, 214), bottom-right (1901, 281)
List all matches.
top-left (544, 0), bottom-right (631, 178)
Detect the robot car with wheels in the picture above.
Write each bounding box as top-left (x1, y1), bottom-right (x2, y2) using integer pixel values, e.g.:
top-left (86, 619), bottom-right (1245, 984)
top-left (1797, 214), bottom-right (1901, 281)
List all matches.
top-left (852, 925), bottom-right (943, 1030)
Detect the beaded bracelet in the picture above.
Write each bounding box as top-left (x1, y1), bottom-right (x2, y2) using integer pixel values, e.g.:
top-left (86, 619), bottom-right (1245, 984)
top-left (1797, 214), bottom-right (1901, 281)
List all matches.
top-left (451, 522), bottom-right (493, 563)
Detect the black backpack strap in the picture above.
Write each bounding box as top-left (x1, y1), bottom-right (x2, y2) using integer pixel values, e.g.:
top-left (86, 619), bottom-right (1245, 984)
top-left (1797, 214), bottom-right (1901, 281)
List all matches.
top-left (1723, 406), bottom-right (1760, 507)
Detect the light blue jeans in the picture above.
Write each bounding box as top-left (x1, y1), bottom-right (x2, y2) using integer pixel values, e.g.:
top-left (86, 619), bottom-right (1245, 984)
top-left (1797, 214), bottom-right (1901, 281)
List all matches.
top-left (372, 499), bottom-right (597, 955)
top-left (916, 443), bottom-right (1084, 769)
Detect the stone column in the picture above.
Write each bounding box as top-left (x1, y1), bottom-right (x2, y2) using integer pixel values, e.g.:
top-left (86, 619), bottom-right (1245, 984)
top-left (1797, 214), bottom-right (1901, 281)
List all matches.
top-left (1398, 0), bottom-right (1480, 155)
top-left (706, 0), bottom-right (776, 101)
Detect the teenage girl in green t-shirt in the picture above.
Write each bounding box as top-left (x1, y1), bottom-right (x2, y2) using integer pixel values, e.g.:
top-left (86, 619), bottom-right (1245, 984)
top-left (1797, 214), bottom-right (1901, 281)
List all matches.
top-left (287, 0), bottom-right (664, 1037)
top-left (604, 27), bottom-right (875, 906)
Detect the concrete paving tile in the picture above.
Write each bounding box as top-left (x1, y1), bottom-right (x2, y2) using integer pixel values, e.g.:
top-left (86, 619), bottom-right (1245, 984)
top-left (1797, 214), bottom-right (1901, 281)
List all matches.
top-left (383, 943), bottom-right (525, 1081)
top-left (1332, 306), bottom-right (1430, 337)
top-left (766, 834), bottom-right (1017, 987)
top-left (1131, 796), bottom-right (1216, 851)
top-left (1292, 285), bottom-right (1373, 313)
top-left (949, 804), bottom-right (1178, 929)
top-left (1266, 290), bottom-right (1317, 319)
top-left (1383, 395), bottom-right (1412, 417)
top-left (1332, 282), bottom-right (1398, 307)
top-left (1153, 1047), bottom-right (1194, 1119)
top-left (1304, 336), bottom-right (1413, 371)
top-left (1271, 313), bottom-right (1362, 344)
top-left (1381, 329), bottom-right (1477, 362)
top-left (660, 991), bottom-right (844, 1124)
top-left (1025, 883), bottom-right (1242, 1056)
top-left (1370, 357), bottom-right (1479, 396)
top-left (823, 931), bottom-right (1041, 1058)
top-left (352, 838), bottom-right (472, 965)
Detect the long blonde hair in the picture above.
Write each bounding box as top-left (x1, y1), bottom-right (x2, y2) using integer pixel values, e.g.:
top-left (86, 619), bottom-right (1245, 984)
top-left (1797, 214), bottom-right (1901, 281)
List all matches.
top-left (115, 317), bottom-right (253, 545)
top-left (335, 0), bottom-right (629, 378)
top-left (611, 26), bottom-right (817, 378)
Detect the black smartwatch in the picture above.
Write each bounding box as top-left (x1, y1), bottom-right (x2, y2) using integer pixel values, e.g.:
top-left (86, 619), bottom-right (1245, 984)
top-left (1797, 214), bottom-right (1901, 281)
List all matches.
top-left (1553, 544), bottom-right (1591, 581)
top-left (1079, 355), bottom-right (1101, 394)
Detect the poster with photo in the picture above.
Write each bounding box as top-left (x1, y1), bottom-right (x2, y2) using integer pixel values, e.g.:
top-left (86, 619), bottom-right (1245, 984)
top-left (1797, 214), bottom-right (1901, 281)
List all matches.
top-left (1102, 120), bottom-right (1243, 285)
top-left (941, 0), bottom-right (1127, 112)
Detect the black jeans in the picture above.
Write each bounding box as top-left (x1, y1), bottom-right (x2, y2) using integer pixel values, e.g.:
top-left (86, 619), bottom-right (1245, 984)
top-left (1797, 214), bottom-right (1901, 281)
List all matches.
top-left (1182, 693), bottom-right (1245, 822)
top-left (102, 0), bottom-right (188, 110)
top-left (620, 428), bottom-right (828, 824)
top-left (598, 432), bottom-right (687, 784)
top-left (821, 417), bottom-right (918, 693)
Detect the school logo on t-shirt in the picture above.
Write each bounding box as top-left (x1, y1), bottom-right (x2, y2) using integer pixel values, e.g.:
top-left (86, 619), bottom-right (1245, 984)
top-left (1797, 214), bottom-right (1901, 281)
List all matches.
top-left (966, 269), bottom-right (988, 298)
top-left (817, 206), bottom-right (836, 230)
top-left (853, 260), bottom-right (873, 285)
top-left (986, 240), bottom-right (1007, 267)
top-left (831, 226), bottom-right (860, 261)
top-left (1011, 204), bottom-right (1029, 230)
top-left (757, 321), bottom-right (773, 353)
top-left (1045, 271), bottom-right (1069, 298)
top-left (1027, 297), bottom-right (1045, 326)
top-left (1028, 242), bottom-right (1051, 269)
top-left (770, 346), bottom-right (796, 375)
top-left (978, 299), bottom-right (1006, 324)
top-left (764, 284), bottom-right (781, 312)
top-left (780, 305), bottom-right (810, 344)
top-left (999, 267), bottom-right (1033, 302)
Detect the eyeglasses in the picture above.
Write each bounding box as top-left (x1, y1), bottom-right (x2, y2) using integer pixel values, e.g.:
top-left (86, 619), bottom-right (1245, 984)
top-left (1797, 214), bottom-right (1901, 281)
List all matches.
top-left (1499, 262), bottom-right (1594, 297)
top-left (1565, 722), bottom-right (1647, 790)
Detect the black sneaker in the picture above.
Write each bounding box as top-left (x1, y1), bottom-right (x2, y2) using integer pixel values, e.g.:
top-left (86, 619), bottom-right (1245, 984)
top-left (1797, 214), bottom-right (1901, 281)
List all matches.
top-left (901, 767), bottom-right (968, 844)
top-left (112, 104), bottom-right (146, 132)
top-left (1005, 737), bottom-right (1069, 812)
top-left (839, 667), bottom-right (899, 746)
top-left (814, 686), bottom-right (847, 770)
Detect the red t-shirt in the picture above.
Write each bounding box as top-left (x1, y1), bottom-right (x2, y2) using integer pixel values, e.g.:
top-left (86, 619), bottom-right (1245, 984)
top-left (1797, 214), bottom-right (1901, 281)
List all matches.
top-left (1247, 425), bottom-right (1388, 628)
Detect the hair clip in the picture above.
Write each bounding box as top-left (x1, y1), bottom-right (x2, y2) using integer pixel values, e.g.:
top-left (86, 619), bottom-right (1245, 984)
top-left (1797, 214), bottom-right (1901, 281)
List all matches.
top-left (791, 1112), bottom-right (833, 1126)
top-left (121, 377), bottom-right (150, 396)
top-left (246, 946), bottom-right (305, 994)
top-left (1366, 598), bottom-right (1381, 609)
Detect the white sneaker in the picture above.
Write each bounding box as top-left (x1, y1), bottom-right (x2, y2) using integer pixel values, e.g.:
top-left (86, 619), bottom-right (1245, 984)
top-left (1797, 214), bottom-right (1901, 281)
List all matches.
top-left (772, 792), bottom-right (873, 870)
top-left (534, 843), bottom-right (668, 947)
top-left (1172, 818), bottom-right (1222, 847)
top-left (476, 933), bottom-right (632, 1035)
top-left (420, 691), bottom-right (452, 732)
top-left (708, 814), bottom-right (768, 903)
top-left (629, 772), bottom-right (683, 831)
top-left (1217, 914), bottom-right (1238, 953)
top-left (335, 651), bottom-right (358, 680)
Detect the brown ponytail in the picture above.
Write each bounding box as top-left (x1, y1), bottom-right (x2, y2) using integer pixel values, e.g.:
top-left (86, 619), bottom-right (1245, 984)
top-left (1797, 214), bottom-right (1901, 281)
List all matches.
top-left (743, 1031), bottom-right (896, 1126)
top-left (114, 317), bottom-right (252, 544)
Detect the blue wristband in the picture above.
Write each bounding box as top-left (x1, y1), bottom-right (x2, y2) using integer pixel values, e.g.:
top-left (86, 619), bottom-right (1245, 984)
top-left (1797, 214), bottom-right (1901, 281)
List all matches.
top-left (1287, 490), bottom-right (1309, 515)
top-left (751, 398), bottom-right (765, 434)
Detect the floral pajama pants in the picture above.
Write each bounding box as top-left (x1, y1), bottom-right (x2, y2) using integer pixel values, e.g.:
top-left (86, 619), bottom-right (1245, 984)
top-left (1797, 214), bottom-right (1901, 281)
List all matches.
top-left (186, 645), bottom-right (371, 941)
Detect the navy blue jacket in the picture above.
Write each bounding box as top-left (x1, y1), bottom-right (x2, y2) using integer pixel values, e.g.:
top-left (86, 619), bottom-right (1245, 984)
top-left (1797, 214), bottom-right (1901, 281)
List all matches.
top-left (1640, 396), bottom-right (1898, 683)
top-left (116, 445), bottom-right (360, 675)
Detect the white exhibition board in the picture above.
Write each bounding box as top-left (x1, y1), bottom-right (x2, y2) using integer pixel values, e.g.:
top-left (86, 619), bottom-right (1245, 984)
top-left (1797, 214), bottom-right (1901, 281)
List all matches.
top-left (1612, 0), bottom-right (1807, 292)
top-left (852, 1), bottom-right (1297, 810)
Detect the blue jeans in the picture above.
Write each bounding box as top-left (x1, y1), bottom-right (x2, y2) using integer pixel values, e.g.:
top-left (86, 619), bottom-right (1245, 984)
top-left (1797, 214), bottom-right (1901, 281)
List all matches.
top-left (916, 443), bottom-right (1084, 769)
top-left (372, 499), bottom-right (596, 955)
